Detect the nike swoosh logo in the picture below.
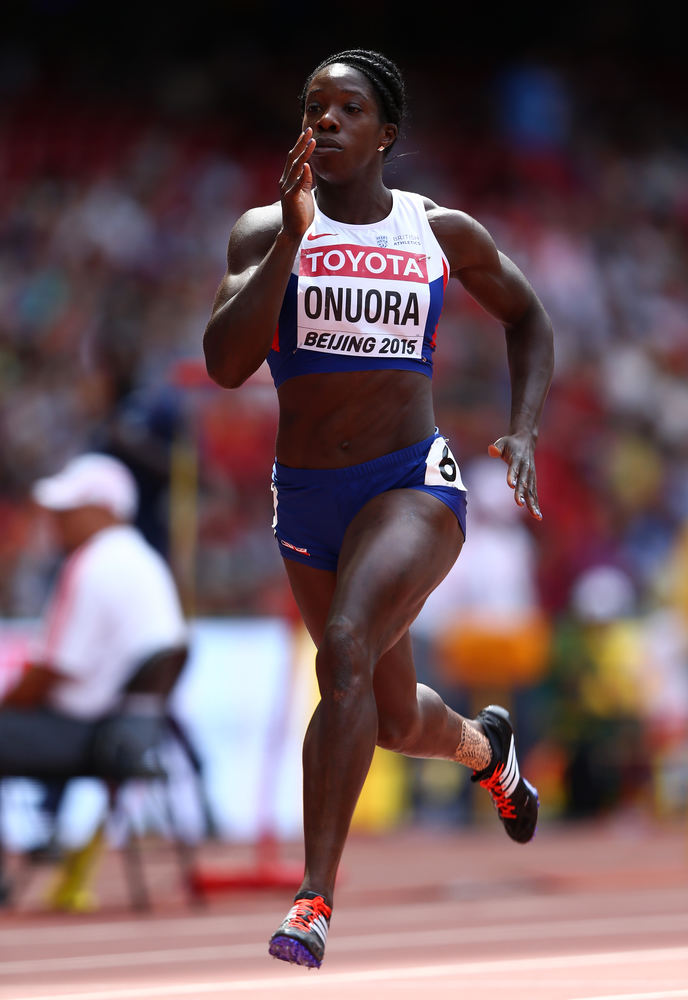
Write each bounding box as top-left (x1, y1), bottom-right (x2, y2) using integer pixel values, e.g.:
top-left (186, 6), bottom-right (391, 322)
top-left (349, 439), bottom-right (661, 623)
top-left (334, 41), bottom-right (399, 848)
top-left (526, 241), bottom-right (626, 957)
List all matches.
top-left (307, 232), bottom-right (336, 240)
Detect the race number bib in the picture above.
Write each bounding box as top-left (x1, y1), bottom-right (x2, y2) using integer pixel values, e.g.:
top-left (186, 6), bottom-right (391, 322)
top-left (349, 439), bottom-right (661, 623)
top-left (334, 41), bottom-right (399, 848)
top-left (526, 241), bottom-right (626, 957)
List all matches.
top-left (424, 437), bottom-right (466, 490)
top-left (297, 244), bottom-right (431, 359)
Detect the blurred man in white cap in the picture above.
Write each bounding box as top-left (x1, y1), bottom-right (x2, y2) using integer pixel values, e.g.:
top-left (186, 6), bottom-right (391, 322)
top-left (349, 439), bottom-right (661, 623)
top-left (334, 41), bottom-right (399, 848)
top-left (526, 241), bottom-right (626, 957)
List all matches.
top-left (0, 453), bottom-right (188, 902)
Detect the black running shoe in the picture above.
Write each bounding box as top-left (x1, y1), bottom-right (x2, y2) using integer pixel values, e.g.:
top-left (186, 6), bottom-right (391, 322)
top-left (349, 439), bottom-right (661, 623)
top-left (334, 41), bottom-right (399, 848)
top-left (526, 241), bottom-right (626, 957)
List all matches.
top-left (268, 891), bottom-right (332, 968)
top-left (471, 704), bottom-right (539, 843)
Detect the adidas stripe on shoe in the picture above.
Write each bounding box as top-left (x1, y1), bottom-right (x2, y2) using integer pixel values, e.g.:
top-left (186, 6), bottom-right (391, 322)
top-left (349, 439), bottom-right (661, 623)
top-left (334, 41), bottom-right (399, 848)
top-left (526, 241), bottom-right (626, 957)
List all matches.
top-left (471, 704), bottom-right (539, 844)
top-left (268, 891), bottom-right (332, 968)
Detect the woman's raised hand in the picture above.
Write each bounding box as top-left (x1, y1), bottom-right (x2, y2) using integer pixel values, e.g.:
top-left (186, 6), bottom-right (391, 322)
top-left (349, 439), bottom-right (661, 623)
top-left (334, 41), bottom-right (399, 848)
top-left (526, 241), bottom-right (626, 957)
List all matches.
top-left (279, 128), bottom-right (316, 241)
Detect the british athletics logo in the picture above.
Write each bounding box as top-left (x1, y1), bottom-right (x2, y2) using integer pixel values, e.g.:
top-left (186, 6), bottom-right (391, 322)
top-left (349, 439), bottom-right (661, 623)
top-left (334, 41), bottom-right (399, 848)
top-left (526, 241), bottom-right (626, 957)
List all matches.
top-left (280, 538), bottom-right (310, 556)
top-left (300, 244), bottom-right (428, 283)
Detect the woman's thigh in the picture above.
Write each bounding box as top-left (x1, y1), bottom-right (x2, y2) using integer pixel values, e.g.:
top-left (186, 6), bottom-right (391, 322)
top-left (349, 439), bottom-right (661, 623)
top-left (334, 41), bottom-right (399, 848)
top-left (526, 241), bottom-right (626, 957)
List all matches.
top-left (284, 486), bottom-right (462, 665)
top-left (284, 557), bottom-right (417, 711)
top-left (333, 487), bottom-right (463, 658)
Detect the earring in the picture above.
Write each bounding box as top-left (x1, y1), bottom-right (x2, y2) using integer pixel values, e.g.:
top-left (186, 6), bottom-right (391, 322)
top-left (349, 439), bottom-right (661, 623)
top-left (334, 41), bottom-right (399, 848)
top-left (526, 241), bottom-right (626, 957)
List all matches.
top-left (377, 144), bottom-right (386, 152)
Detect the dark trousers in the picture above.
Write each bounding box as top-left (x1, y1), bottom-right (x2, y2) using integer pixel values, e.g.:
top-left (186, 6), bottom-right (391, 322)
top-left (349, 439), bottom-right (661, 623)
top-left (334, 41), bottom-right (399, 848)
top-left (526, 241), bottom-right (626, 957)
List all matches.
top-left (0, 707), bottom-right (97, 776)
top-left (0, 708), bottom-right (103, 894)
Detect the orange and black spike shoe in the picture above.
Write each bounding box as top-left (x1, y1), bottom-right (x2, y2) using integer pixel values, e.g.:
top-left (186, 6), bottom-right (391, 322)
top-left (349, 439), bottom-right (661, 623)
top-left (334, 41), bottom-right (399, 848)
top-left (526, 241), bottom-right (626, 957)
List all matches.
top-left (269, 891), bottom-right (332, 968)
top-left (472, 704), bottom-right (539, 844)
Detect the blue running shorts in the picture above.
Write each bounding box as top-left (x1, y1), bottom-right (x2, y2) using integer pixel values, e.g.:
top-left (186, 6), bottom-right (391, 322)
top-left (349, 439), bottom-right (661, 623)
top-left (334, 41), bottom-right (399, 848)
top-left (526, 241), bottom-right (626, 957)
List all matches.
top-left (271, 430), bottom-right (467, 571)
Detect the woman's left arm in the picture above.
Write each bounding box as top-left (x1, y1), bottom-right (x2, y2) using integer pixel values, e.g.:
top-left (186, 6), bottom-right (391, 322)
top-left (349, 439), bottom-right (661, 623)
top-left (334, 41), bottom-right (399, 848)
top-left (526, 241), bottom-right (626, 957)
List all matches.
top-left (429, 207), bottom-right (554, 521)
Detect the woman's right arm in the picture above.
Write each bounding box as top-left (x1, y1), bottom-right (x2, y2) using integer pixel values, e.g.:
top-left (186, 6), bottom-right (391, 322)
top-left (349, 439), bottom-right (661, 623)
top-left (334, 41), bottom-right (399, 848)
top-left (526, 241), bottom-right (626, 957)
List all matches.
top-left (203, 209), bottom-right (299, 388)
top-left (203, 129), bottom-right (316, 388)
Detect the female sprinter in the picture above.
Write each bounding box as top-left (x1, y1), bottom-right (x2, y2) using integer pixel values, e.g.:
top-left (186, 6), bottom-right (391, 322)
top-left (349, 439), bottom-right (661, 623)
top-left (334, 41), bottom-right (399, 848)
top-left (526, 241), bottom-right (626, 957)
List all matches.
top-left (204, 49), bottom-right (554, 969)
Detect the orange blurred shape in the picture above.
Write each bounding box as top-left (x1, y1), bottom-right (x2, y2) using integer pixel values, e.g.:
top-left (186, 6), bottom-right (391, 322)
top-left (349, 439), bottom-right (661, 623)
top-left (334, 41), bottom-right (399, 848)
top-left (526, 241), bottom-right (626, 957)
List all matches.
top-left (435, 615), bottom-right (551, 686)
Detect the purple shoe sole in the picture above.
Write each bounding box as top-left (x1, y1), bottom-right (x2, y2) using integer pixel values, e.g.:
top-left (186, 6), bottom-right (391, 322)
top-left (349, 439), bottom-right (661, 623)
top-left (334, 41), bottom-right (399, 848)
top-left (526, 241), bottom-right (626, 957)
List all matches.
top-left (269, 934), bottom-right (321, 968)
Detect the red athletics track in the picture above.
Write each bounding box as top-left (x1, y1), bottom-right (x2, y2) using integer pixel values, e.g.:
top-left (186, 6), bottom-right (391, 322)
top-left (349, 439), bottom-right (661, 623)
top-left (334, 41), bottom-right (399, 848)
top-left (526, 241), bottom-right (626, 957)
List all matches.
top-left (1, 818), bottom-right (687, 1000)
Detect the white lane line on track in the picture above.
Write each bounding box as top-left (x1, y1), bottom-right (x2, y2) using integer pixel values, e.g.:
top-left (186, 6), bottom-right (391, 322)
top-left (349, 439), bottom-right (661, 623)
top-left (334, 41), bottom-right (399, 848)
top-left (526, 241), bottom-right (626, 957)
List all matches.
top-left (4, 911), bottom-right (688, 975)
top-left (3, 910), bottom-right (688, 975)
top-left (4, 946), bottom-right (688, 1000)
top-left (571, 993), bottom-right (688, 1000)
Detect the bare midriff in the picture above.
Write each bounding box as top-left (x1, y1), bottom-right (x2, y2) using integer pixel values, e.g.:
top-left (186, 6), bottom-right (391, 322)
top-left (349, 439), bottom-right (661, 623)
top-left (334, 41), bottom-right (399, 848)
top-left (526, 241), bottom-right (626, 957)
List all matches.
top-left (275, 369), bottom-right (436, 468)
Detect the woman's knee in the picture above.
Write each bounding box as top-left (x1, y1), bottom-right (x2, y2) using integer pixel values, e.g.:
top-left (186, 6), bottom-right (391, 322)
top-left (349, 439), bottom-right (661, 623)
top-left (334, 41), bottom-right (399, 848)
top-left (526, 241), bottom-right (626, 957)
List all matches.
top-left (315, 618), bottom-right (374, 706)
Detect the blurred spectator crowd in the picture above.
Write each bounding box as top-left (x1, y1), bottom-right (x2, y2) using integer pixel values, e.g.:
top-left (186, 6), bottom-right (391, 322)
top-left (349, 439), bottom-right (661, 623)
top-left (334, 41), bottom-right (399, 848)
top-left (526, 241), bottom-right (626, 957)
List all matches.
top-left (1, 51), bottom-right (688, 822)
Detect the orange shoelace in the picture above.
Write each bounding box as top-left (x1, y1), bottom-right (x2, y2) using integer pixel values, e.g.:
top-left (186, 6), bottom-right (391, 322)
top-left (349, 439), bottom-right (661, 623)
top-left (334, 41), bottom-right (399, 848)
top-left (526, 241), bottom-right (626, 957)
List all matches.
top-left (480, 764), bottom-right (517, 819)
top-left (287, 896), bottom-right (332, 932)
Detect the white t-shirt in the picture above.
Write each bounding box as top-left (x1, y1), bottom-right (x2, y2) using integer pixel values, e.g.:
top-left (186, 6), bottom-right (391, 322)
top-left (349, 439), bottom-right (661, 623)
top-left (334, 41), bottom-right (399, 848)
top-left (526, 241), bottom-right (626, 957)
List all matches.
top-left (35, 524), bottom-right (188, 718)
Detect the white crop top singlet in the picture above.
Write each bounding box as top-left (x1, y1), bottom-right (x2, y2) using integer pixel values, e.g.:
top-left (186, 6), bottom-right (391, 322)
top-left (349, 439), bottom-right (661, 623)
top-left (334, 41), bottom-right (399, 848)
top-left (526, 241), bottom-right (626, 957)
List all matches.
top-left (267, 189), bottom-right (449, 387)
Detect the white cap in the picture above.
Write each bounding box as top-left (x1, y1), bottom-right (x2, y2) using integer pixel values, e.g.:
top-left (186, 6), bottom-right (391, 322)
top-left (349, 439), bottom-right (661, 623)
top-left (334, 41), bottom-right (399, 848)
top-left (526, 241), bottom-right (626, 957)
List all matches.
top-left (31, 453), bottom-right (138, 521)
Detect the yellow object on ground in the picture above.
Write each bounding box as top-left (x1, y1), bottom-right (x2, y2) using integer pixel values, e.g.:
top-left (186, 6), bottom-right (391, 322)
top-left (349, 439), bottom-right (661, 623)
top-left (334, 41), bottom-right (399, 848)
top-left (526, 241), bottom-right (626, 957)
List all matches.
top-left (351, 746), bottom-right (408, 831)
top-left (45, 825), bottom-right (105, 912)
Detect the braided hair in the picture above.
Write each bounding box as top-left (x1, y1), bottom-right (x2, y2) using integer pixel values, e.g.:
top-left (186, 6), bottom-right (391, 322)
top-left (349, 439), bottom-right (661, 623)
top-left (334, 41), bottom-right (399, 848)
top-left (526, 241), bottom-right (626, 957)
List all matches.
top-left (300, 49), bottom-right (407, 154)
